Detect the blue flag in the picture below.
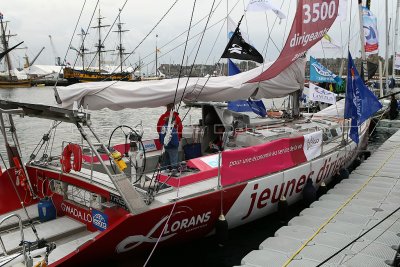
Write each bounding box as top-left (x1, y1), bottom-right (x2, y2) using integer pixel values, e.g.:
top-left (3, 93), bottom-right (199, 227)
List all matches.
top-left (228, 99), bottom-right (266, 117)
top-left (344, 52), bottom-right (382, 143)
top-left (228, 59), bottom-right (241, 76)
top-left (310, 56), bottom-right (343, 85)
top-left (247, 98), bottom-right (267, 117)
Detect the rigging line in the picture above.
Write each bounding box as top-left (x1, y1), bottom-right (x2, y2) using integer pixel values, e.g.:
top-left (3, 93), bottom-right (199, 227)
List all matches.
top-left (242, 0), bottom-right (250, 42)
top-left (138, 0), bottom-right (223, 64)
top-left (173, 0), bottom-right (241, 120)
top-left (260, 0), bottom-right (285, 55)
top-left (318, 207), bottom-right (400, 266)
top-left (107, 0), bottom-right (179, 75)
top-left (71, 0), bottom-right (100, 69)
top-left (180, 18), bottom-right (227, 122)
top-left (78, 0), bottom-right (179, 99)
top-left (177, 0), bottom-right (217, 112)
top-left (281, 0), bottom-right (291, 48)
top-left (282, 139), bottom-right (400, 267)
top-left (0, 152), bottom-right (39, 241)
top-left (135, 0), bottom-right (240, 72)
top-left (85, 0), bottom-right (128, 71)
top-left (171, 0), bottom-right (197, 107)
top-left (54, 0), bottom-right (88, 88)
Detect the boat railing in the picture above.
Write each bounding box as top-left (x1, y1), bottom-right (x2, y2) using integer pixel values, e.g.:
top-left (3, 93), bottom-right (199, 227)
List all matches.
top-left (0, 214), bottom-right (27, 263)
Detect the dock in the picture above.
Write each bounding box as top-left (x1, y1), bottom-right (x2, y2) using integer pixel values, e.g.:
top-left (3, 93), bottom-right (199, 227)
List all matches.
top-left (238, 130), bottom-right (400, 266)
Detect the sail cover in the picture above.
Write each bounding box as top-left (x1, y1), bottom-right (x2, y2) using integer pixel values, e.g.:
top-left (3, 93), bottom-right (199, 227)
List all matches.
top-left (58, 58), bottom-right (305, 110)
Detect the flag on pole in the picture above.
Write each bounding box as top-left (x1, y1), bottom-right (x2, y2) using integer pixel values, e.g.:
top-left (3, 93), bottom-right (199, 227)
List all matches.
top-left (308, 83), bottom-right (337, 104)
top-left (362, 7), bottom-right (379, 55)
top-left (228, 59), bottom-right (241, 76)
top-left (309, 56), bottom-right (343, 85)
top-left (81, 28), bottom-right (86, 35)
top-left (344, 52), bottom-right (382, 143)
top-left (221, 26), bottom-right (263, 63)
top-left (246, 0), bottom-right (286, 19)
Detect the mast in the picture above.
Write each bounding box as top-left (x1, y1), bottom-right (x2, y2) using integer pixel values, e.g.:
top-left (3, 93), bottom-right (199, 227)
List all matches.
top-left (358, 0), bottom-right (368, 82)
top-left (392, 0), bottom-right (400, 79)
top-left (0, 16), bottom-right (14, 79)
top-left (113, 10), bottom-right (129, 73)
top-left (92, 8), bottom-right (110, 72)
top-left (155, 34), bottom-right (158, 77)
top-left (78, 29), bottom-right (87, 70)
top-left (385, 0), bottom-right (389, 90)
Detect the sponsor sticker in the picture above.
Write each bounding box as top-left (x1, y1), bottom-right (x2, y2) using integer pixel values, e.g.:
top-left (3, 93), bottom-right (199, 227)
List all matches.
top-left (92, 209), bottom-right (109, 231)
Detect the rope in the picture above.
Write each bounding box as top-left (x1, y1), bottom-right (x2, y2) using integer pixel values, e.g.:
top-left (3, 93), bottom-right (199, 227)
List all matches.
top-left (177, 0), bottom-right (217, 112)
top-left (282, 139), bottom-right (400, 267)
top-left (143, 170), bottom-right (182, 267)
top-left (54, 0), bottom-right (88, 87)
top-left (71, 0), bottom-right (100, 69)
top-left (332, 209), bottom-right (400, 266)
top-left (80, 0), bottom-right (179, 98)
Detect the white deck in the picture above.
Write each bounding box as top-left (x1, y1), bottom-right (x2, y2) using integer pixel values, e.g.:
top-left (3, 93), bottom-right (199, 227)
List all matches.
top-left (238, 130), bottom-right (400, 267)
top-left (0, 205), bottom-right (39, 231)
top-left (0, 216), bottom-right (87, 256)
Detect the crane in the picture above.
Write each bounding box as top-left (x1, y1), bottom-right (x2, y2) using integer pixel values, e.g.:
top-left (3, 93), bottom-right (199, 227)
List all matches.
top-left (48, 35), bottom-right (61, 66)
top-left (23, 46), bottom-right (45, 68)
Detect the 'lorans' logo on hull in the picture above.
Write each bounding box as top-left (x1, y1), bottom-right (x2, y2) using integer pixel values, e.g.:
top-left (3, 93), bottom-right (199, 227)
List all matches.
top-left (116, 207), bottom-right (211, 253)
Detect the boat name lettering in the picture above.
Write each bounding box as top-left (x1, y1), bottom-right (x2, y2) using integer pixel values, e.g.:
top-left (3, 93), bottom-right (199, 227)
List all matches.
top-left (61, 203), bottom-right (92, 223)
top-left (242, 150), bottom-right (355, 220)
top-left (164, 211), bottom-right (211, 235)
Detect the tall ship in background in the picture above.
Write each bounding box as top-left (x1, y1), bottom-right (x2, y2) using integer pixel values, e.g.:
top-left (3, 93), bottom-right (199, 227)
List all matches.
top-left (63, 10), bottom-right (137, 84)
top-left (0, 13), bottom-right (31, 88)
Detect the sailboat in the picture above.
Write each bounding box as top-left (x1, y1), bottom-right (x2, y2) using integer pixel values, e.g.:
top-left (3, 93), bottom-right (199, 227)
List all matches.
top-left (63, 10), bottom-right (137, 84)
top-left (0, 1), bottom-right (381, 266)
top-left (0, 13), bottom-right (31, 88)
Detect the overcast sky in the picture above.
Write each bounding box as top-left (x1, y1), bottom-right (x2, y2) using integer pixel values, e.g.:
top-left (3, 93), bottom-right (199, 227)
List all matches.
top-left (1, 0), bottom-right (398, 72)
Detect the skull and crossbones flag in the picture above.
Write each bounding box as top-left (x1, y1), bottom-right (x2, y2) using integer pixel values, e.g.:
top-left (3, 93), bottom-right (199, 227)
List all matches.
top-left (221, 26), bottom-right (264, 64)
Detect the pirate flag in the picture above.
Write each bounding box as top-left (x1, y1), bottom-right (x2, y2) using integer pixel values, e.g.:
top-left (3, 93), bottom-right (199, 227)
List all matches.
top-left (221, 27), bottom-right (264, 64)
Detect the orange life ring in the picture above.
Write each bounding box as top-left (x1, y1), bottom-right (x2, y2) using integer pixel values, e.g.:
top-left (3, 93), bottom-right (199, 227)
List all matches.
top-left (61, 143), bottom-right (82, 173)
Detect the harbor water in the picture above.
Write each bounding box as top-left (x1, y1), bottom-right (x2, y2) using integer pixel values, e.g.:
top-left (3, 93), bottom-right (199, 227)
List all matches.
top-left (0, 87), bottom-right (391, 267)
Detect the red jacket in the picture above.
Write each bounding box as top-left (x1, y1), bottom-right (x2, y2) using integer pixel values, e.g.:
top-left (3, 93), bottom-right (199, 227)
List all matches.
top-left (157, 111), bottom-right (183, 140)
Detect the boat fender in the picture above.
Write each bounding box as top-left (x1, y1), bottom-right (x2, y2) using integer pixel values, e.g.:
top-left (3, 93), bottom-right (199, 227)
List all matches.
top-left (339, 168), bottom-right (349, 179)
top-left (302, 178), bottom-right (316, 207)
top-left (317, 181), bottom-right (327, 199)
top-left (363, 151), bottom-right (371, 160)
top-left (215, 214), bottom-right (228, 247)
top-left (61, 143), bottom-right (82, 173)
top-left (112, 150), bottom-right (127, 171)
top-left (388, 245), bottom-right (400, 267)
top-left (352, 158), bottom-right (361, 170)
top-left (277, 195), bottom-right (289, 223)
top-left (12, 157), bottom-right (30, 193)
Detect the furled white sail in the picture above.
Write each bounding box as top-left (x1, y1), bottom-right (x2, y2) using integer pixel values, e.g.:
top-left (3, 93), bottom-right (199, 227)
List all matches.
top-left (57, 58), bottom-right (305, 110)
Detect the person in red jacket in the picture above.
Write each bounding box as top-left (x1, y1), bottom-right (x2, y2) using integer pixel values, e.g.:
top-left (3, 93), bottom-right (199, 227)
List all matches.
top-left (157, 103), bottom-right (183, 170)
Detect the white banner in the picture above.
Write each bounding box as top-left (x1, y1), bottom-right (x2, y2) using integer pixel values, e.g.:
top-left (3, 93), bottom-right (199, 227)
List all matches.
top-left (395, 52), bottom-right (400, 70)
top-left (303, 131), bottom-right (323, 161)
top-left (308, 83), bottom-right (337, 104)
top-left (247, 0), bottom-right (286, 19)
